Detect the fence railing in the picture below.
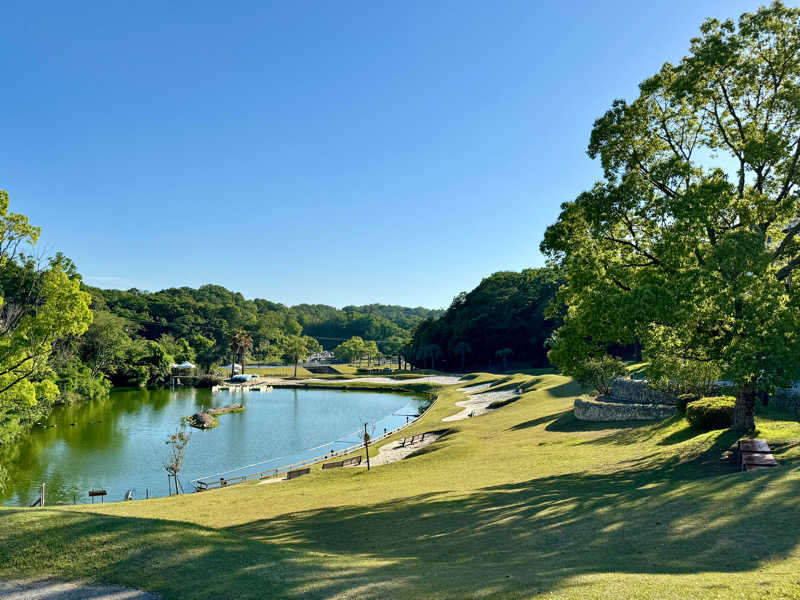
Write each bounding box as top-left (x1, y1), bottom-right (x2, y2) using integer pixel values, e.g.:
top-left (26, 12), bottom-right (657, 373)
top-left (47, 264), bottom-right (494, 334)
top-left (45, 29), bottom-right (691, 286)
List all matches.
top-left (191, 395), bottom-right (438, 491)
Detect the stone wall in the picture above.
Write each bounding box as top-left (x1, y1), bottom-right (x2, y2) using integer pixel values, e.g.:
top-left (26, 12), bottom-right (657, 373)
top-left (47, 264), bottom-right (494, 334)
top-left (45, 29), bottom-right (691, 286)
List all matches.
top-left (574, 396), bottom-right (676, 421)
top-left (610, 378), bottom-right (678, 406)
top-left (772, 388), bottom-right (800, 416)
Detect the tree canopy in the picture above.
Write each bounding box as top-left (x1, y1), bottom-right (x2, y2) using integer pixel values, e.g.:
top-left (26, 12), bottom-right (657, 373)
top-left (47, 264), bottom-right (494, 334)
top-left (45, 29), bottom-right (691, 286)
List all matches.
top-left (409, 268), bottom-right (562, 371)
top-left (541, 2), bottom-right (800, 431)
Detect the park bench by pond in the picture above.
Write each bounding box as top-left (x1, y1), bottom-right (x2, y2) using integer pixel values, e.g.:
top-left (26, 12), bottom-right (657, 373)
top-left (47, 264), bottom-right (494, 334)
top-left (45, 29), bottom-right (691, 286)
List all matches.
top-left (286, 467), bottom-right (310, 480)
top-left (399, 433), bottom-right (426, 447)
top-left (321, 455), bottom-right (362, 469)
top-left (739, 438), bottom-right (779, 471)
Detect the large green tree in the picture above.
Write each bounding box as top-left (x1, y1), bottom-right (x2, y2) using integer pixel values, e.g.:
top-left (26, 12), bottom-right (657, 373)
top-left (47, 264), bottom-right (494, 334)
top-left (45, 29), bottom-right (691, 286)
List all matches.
top-left (0, 191), bottom-right (92, 449)
top-left (541, 2), bottom-right (800, 431)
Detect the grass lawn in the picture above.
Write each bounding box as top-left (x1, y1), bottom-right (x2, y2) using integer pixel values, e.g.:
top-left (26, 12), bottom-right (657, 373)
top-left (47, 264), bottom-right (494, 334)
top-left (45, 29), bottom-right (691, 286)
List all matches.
top-left (2, 372), bottom-right (800, 599)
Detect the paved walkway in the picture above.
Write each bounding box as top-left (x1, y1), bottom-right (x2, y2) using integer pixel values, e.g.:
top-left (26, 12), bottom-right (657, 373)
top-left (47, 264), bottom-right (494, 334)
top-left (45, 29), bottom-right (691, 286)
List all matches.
top-left (0, 579), bottom-right (158, 599)
top-left (443, 384), bottom-right (519, 421)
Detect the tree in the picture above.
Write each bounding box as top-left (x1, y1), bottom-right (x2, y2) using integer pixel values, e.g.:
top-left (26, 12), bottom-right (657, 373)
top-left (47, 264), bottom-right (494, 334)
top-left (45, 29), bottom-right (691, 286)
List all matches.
top-left (163, 422), bottom-right (191, 495)
top-left (365, 341), bottom-right (379, 366)
top-left (0, 192), bottom-right (92, 448)
top-left (541, 3), bottom-right (800, 431)
top-left (304, 335), bottom-right (322, 356)
top-left (453, 341), bottom-right (472, 371)
top-left (382, 335), bottom-right (409, 370)
top-left (423, 344), bottom-right (443, 370)
top-left (495, 347), bottom-right (514, 370)
top-left (333, 336), bottom-right (367, 365)
top-left (81, 311), bottom-right (132, 379)
top-left (283, 335), bottom-right (308, 378)
top-left (231, 329), bottom-right (253, 376)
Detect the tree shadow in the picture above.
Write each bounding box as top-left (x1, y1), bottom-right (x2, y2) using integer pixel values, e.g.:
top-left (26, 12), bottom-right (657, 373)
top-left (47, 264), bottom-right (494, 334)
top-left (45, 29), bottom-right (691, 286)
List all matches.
top-left (544, 410), bottom-right (652, 433)
top-left (225, 449), bottom-right (800, 598)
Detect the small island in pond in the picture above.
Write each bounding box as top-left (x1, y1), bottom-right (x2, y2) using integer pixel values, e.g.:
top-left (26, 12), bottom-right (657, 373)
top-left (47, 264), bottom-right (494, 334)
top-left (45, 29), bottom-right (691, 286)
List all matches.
top-left (187, 403), bottom-right (246, 429)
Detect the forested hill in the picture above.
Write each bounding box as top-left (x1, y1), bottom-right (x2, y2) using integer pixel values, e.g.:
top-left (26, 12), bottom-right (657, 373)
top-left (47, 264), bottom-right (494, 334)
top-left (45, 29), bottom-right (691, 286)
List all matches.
top-left (88, 284), bottom-right (441, 355)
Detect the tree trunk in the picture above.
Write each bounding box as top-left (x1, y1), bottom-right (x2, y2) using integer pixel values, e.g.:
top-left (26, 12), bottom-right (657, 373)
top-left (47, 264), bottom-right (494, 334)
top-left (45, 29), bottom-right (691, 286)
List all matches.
top-left (732, 385), bottom-right (756, 432)
top-left (241, 350), bottom-right (246, 374)
top-left (293, 359), bottom-right (298, 378)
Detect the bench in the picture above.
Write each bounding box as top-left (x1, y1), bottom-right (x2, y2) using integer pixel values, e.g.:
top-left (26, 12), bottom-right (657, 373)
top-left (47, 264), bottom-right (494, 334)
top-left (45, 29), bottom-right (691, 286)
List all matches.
top-left (342, 455), bottom-right (362, 467)
top-left (286, 467), bottom-right (310, 480)
top-left (322, 460), bottom-right (344, 469)
top-left (738, 438), bottom-right (779, 471)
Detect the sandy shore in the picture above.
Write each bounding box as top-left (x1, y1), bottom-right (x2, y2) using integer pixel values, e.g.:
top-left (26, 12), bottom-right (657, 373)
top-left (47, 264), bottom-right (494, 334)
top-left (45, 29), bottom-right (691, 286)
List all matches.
top-left (443, 385), bottom-right (519, 422)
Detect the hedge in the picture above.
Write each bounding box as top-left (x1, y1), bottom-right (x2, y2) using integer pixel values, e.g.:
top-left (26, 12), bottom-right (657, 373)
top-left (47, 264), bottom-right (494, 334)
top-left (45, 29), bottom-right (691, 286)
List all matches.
top-left (686, 396), bottom-right (735, 430)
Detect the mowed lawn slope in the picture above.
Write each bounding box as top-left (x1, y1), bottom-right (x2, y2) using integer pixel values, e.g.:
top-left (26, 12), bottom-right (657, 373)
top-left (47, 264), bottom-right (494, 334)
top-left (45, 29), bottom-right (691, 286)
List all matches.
top-left (2, 373), bottom-right (800, 599)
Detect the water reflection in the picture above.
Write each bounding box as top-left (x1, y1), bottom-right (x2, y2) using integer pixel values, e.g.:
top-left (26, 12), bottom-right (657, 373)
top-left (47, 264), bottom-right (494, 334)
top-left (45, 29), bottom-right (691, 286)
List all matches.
top-left (1, 387), bottom-right (422, 506)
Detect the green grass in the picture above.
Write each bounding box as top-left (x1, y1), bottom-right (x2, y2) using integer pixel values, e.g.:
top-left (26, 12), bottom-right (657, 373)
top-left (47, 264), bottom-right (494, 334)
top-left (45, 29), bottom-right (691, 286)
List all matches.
top-left (3, 372), bottom-right (800, 599)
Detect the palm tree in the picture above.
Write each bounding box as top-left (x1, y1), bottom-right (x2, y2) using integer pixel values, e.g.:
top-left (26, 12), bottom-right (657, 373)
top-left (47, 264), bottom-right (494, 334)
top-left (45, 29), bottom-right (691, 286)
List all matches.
top-left (231, 330), bottom-right (253, 376)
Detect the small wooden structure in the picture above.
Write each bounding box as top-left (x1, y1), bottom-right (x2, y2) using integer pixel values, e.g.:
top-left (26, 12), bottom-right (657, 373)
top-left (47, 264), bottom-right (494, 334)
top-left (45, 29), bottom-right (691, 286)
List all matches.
top-left (89, 489), bottom-right (108, 503)
top-left (739, 438), bottom-right (779, 471)
top-left (286, 467), bottom-right (310, 480)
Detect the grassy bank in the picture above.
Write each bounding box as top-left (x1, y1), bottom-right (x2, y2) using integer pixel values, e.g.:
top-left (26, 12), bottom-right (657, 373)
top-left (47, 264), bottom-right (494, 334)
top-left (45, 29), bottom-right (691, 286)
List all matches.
top-left (2, 371), bottom-right (800, 599)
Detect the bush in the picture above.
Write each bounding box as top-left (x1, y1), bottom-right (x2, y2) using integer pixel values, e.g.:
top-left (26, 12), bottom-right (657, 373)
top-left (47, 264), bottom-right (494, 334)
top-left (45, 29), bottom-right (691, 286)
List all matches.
top-left (194, 374), bottom-right (222, 388)
top-left (686, 396), bottom-right (735, 430)
top-left (572, 355), bottom-right (628, 395)
top-left (676, 393), bottom-right (700, 415)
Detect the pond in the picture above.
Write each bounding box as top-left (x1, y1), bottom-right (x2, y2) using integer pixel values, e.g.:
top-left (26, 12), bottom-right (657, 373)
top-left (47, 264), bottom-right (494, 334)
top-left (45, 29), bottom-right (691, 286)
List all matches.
top-left (0, 387), bottom-right (425, 506)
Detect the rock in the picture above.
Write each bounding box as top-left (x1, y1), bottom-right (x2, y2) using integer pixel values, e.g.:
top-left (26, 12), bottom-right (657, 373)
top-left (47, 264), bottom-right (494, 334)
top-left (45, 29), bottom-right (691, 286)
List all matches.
top-left (188, 412), bottom-right (218, 429)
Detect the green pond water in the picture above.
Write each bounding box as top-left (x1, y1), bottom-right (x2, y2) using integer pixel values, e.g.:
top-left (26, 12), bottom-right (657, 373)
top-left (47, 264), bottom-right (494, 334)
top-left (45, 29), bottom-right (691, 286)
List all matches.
top-left (1, 387), bottom-right (424, 506)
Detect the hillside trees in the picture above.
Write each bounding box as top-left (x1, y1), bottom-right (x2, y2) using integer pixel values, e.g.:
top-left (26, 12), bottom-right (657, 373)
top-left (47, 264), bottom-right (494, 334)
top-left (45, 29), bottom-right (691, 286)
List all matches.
top-left (541, 2), bottom-right (800, 431)
top-left (410, 269), bottom-right (563, 371)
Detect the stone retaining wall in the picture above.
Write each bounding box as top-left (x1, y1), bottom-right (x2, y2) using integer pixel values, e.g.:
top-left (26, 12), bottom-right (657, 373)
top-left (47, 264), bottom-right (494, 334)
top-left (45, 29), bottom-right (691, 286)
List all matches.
top-left (574, 396), bottom-right (677, 421)
top-left (772, 389), bottom-right (800, 416)
top-left (610, 378), bottom-right (678, 405)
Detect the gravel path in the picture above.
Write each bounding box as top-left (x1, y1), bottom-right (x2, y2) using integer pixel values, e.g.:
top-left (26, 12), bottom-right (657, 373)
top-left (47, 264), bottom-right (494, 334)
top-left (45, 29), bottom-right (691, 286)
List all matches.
top-left (0, 579), bottom-right (158, 599)
top-left (443, 387), bottom-right (519, 422)
top-left (256, 375), bottom-right (464, 386)
top-left (365, 432), bottom-right (441, 467)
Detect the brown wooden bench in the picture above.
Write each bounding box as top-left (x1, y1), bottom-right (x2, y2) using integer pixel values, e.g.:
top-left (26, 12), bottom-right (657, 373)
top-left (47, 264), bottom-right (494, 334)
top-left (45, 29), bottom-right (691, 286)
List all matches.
top-left (739, 438), bottom-right (778, 471)
top-left (322, 460), bottom-right (344, 469)
top-left (286, 467), bottom-right (310, 480)
top-left (342, 455), bottom-right (362, 467)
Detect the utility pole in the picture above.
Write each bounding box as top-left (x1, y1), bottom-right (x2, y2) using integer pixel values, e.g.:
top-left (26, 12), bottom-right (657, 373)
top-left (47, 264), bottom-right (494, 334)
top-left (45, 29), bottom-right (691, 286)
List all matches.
top-left (363, 423), bottom-right (371, 471)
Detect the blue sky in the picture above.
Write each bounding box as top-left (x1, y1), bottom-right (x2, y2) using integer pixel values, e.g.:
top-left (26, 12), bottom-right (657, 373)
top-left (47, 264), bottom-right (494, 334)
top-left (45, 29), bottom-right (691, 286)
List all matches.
top-left (0, 0), bottom-right (771, 308)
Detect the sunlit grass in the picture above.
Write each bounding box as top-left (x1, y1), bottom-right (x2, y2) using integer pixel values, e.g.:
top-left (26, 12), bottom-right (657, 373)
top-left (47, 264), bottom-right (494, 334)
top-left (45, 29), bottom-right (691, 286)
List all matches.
top-left (3, 370), bottom-right (800, 599)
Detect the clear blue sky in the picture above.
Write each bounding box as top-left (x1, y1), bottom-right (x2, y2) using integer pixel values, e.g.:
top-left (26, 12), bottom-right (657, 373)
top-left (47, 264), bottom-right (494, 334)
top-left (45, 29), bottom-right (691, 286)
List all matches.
top-left (0, 0), bottom-right (771, 309)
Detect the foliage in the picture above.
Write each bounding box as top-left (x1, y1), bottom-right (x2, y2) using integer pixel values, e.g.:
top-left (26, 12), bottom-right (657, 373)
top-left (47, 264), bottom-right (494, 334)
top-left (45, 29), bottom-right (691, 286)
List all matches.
top-left (676, 393), bottom-right (701, 415)
top-left (0, 191), bottom-right (93, 452)
top-left (541, 2), bottom-right (800, 431)
top-left (685, 396), bottom-right (735, 430)
top-left (570, 355), bottom-right (628, 395)
top-left (194, 374), bottom-right (222, 388)
top-left (410, 268), bottom-right (563, 371)
top-left (333, 336), bottom-right (367, 365)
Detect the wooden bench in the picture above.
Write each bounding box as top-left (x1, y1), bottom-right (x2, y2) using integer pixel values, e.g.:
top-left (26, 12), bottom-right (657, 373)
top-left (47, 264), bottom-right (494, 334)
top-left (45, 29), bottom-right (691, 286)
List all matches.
top-left (738, 438), bottom-right (779, 471)
top-left (286, 467), bottom-right (310, 480)
top-left (322, 460), bottom-right (344, 469)
top-left (342, 455), bottom-right (362, 467)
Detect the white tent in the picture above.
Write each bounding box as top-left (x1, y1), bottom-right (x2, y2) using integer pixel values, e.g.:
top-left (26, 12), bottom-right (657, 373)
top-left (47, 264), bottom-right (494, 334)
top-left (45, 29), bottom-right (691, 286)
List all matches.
top-left (176, 361), bottom-right (196, 370)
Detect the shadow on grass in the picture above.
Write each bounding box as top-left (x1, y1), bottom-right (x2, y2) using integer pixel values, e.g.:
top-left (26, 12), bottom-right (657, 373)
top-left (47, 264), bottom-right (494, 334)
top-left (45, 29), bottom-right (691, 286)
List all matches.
top-left (226, 445), bottom-right (800, 598)
top-left (544, 410), bottom-right (651, 433)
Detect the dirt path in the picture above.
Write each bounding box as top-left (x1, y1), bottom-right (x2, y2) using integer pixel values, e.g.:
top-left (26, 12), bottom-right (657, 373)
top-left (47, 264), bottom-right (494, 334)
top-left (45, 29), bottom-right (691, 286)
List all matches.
top-left (443, 385), bottom-right (519, 422)
top-left (0, 578), bottom-right (159, 599)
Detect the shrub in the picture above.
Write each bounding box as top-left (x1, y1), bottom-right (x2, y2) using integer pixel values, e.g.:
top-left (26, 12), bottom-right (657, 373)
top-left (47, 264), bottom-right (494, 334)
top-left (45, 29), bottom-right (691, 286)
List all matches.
top-left (572, 355), bottom-right (628, 395)
top-left (676, 393), bottom-right (700, 415)
top-left (194, 374), bottom-right (222, 388)
top-left (686, 396), bottom-right (735, 430)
